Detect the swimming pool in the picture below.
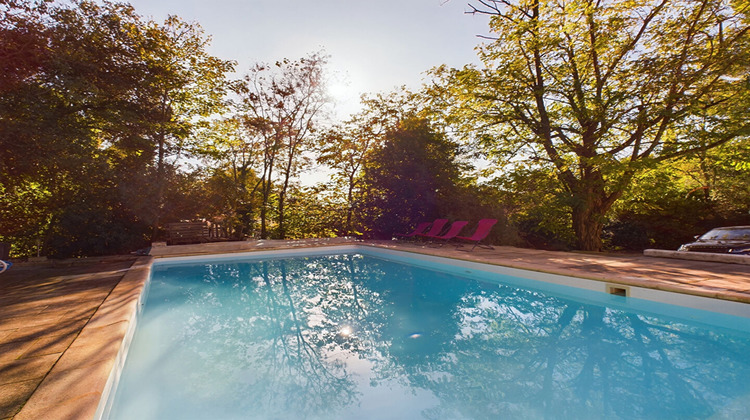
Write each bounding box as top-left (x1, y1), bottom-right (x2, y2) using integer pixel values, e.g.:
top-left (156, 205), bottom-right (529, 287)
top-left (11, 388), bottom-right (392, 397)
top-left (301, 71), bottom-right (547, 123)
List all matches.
top-left (104, 247), bottom-right (750, 419)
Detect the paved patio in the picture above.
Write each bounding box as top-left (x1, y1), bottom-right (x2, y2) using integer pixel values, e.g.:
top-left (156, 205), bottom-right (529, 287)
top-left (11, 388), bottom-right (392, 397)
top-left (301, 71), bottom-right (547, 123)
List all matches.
top-left (0, 257), bottom-right (138, 419)
top-left (1, 239), bottom-right (749, 419)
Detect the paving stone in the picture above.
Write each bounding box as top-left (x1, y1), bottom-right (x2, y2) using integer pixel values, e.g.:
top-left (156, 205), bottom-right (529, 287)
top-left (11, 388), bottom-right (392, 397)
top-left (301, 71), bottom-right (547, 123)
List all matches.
top-left (0, 378), bottom-right (40, 419)
top-left (1, 318), bottom-right (89, 344)
top-left (84, 296), bottom-right (137, 329)
top-left (19, 333), bottom-right (79, 359)
top-left (0, 341), bottom-right (31, 364)
top-left (0, 304), bottom-right (48, 322)
top-left (52, 322), bottom-right (128, 373)
top-left (60, 307), bottom-right (98, 322)
top-left (13, 360), bottom-right (111, 419)
top-left (0, 313), bottom-right (67, 331)
top-left (0, 353), bottom-right (60, 385)
top-left (13, 392), bottom-right (101, 420)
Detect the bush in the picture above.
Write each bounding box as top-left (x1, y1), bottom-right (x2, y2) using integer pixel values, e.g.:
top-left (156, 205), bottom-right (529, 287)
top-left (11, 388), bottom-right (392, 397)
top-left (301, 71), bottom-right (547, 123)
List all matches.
top-left (45, 202), bottom-right (150, 258)
top-left (605, 201), bottom-right (750, 251)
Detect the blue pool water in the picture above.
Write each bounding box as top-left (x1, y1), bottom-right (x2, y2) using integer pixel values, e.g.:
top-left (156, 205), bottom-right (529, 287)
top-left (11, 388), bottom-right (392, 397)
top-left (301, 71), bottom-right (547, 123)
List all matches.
top-left (107, 252), bottom-right (750, 419)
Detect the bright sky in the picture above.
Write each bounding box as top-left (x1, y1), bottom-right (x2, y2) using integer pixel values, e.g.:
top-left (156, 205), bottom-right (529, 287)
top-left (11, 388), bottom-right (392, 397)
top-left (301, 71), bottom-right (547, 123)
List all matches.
top-left (126, 0), bottom-right (491, 118)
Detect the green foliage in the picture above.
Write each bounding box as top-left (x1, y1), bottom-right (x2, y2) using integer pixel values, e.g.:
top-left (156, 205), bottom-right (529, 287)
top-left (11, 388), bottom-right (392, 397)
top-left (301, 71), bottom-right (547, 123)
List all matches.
top-left (315, 93), bottom-right (412, 235)
top-left (192, 117), bottom-right (264, 238)
top-left (282, 185), bottom-right (344, 239)
top-left (235, 52), bottom-right (329, 239)
top-left (3, 0), bottom-right (749, 256)
top-left (357, 117), bottom-right (471, 238)
top-left (434, 0), bottom-right (750, 251)
top-left (483, 170), bottom-right (576, 250)
top-left (0, 0), bottom-right (234, 257)
top-left (46, 199), bottom-right (149, 259)
top-left (605, 139), bottom-right (750, 250)
top-left (0, 180), bottom-right (53, 256)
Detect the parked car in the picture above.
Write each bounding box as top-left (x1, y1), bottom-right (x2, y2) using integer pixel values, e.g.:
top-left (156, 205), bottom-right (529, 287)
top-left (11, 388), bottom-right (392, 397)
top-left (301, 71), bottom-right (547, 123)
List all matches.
top-left (677, 226), bottom-right (750, 254)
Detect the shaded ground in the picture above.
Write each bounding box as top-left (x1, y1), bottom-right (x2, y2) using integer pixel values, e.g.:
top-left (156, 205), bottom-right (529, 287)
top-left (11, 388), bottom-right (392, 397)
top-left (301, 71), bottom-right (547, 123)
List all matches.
top-left (0, 257), bottom-right (136, 419)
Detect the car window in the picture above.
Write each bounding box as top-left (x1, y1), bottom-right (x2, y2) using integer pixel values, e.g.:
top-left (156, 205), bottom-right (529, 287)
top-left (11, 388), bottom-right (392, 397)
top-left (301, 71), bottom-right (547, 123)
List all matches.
top-left (729, 229), bottom-right (750, 240)
top-left (700, 228), bottom-right (750, 240)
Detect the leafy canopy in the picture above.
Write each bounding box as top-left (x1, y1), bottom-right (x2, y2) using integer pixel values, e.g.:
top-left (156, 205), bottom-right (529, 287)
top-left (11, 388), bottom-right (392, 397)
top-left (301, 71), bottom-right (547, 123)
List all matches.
top-left (432, 0), bottom-right (750, 250)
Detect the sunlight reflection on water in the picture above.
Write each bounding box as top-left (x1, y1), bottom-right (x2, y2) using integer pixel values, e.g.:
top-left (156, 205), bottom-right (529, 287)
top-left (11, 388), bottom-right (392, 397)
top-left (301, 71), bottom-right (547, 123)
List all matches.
top-left (108, 253), bottom-right (750, 420)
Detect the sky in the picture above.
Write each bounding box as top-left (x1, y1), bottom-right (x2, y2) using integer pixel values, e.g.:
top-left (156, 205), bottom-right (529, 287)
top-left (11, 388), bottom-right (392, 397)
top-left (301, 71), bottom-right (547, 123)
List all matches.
top-left (126, 0), bottom-right (492, 118)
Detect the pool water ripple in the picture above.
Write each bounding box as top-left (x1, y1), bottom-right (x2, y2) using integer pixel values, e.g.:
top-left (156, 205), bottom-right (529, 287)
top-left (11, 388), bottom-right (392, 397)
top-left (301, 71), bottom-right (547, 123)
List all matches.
top-left (107, 253), bottom-right (750, 419)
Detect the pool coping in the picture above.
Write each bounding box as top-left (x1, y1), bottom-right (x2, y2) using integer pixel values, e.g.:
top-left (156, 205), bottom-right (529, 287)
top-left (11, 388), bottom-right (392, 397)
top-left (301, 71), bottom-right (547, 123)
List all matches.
top-left (12, 241), bottom-right (750, 419)
top-left (361, 246), bottom-right (750, 318)
top-left (393, 244), bottom-right (750, 305)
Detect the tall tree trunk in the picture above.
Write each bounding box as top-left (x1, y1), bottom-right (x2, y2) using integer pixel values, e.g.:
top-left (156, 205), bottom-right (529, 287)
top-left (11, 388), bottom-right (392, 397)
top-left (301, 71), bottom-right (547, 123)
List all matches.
top-left (571, 202), bottom-right (605, 252)
top-left (277, 162), bottom-right (291, 239)
top-left (277, 139), bottom-right (297, 239)
top-left (277, 183), bottom-right (286, 239)
top-left (260, 174), bottom-right (268, 239)
top-left (260, 149), bottom-right (276, 239)
top-left (150, 131), bottom-right (166, 243)
top-left (346, 175), bottom-right (355, 235)
top-left (568, 170), bottom-right (624, 251)
top-left (150, 93), bottom-right (171, 243)
top-left (260, 172), bottom-right (273, 239)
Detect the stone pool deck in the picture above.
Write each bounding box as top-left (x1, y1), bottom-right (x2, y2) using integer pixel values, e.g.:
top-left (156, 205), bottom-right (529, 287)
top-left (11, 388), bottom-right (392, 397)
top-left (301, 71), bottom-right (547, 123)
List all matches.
top-left (2, 239), bottom-right (749, 419)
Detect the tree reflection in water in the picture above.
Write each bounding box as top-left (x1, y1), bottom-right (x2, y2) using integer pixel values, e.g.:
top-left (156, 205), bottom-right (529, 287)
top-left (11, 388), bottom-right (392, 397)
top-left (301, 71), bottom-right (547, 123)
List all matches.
top-left (115, 254), bottom-right (750, 419)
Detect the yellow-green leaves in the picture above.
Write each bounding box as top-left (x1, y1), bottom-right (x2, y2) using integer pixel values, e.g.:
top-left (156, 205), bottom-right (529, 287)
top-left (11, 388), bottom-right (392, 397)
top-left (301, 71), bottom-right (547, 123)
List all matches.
top-left (451, 0), bottom-right (750, 250)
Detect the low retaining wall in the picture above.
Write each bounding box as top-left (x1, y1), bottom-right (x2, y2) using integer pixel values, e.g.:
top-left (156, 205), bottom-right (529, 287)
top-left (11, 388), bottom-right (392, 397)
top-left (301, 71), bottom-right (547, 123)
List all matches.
top-left (644, 249), bottom-right (750, 265)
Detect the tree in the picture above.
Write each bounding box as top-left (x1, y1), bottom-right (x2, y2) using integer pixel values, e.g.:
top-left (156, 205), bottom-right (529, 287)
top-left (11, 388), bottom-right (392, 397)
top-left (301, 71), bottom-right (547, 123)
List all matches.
top-left (194, 116), bottom-right (263, 238)
top-left (315, 93), bottom-right (406, 235)
top-left (605, 137), bottom-right (750, 250)
top-left (484, 168), bottom-right (577, 250)
top-left (0, 1), bottom-right (234, 256)
top-left (236, 52), bottom-right (329, 238)
top-left (0, 0), bottom-right (156, 256)
top-left (358, 117), bottom-right (468, 238)
top-left (137, 14), bottom-right (235, 240)
top-left (318, 90), bottom-right (461, 236)
top-left (317, 124), bottom-right (374, 235)
top-left (435, 0), bottom-right (750, 250)
top-left (282, 184), bottom-right (344, 238)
